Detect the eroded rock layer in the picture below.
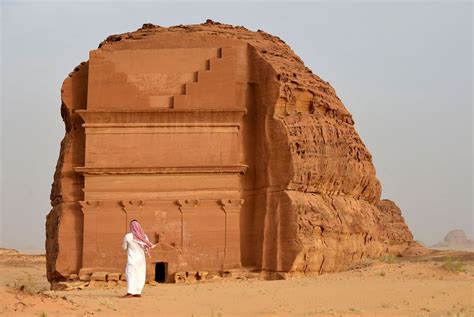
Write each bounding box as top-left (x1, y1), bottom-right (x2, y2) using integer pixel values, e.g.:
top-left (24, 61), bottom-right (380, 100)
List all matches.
top-left (46, 21), bottom-right (415, 283)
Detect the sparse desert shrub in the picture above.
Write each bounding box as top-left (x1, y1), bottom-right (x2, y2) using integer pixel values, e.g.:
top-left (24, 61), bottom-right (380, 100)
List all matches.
top-left (381, 303), bottom-right (400, 310)
top-left (348, 307), bottom-right (364, 313)
top-left (39, 311), bottom-right (48, 317)
top-left (350, 258), bottom-right (373, 270)
top-left (442, 258), bottom-right (466, 273)
top-left (381, 254), bottom-right (397, 263)
top-left (98, 299), bottom-right (114, 309)
top-left (379, 270), bottom-right (386, 277)
top-left (306, 308), bottom-right (337, 315)
top-left (14, 275), bottom-right (37, 295)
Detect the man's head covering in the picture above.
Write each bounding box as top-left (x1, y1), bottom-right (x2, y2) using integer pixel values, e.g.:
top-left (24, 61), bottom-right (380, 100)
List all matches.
top-left (130, 220), bottom-right (153, 257)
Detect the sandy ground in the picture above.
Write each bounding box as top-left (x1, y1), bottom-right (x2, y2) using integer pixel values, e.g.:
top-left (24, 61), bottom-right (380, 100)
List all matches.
top-left (0, 249), bottom-right (472, 317)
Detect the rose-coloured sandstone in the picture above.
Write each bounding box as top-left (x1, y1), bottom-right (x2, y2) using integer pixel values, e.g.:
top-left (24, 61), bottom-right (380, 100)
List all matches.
top-left (46, 21), bottom-right (416, 283)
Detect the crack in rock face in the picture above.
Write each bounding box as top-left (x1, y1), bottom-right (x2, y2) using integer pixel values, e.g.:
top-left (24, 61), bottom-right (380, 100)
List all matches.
top-left (46, 22), bottom-right (418, 284)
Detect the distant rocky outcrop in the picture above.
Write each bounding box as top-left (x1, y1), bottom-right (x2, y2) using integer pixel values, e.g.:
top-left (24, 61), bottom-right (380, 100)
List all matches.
top-left (432, 230), bottom-right (474, 251)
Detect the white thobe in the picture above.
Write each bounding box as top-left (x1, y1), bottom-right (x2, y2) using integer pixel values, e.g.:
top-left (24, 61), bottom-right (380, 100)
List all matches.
top-left (122, 232), bottom-right (148, 295)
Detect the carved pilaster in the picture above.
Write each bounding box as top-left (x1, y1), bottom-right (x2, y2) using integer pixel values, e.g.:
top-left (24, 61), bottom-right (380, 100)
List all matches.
top-left (79, 200), bottom-right (102, 269)
top-left (218, 199), bottom-right (244, 268)
top-left (176, 199), bottom-right (200, 248)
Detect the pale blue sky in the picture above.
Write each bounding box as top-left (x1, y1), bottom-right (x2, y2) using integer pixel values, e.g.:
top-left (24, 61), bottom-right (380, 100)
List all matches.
top-left (1, 1), bottom-right (472, 251)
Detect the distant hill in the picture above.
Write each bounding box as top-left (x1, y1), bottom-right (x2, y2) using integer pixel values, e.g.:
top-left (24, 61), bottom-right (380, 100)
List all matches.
top-left (432, 229), bottom-right (474, 252)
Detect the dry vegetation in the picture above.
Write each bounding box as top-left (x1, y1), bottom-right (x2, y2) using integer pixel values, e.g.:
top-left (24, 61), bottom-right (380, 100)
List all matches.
top-left (442, 257), bottom-right (467, 273)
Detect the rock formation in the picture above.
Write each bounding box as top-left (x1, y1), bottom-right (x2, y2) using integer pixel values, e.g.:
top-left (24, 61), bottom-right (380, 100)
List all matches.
top-left (46, 21), bottom-right (416, 284)
top-left (432, 230), bottom-right (474, 251)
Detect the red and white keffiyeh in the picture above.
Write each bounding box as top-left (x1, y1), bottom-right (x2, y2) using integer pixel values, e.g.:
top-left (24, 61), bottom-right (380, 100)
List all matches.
top-left (130, 220), bottom-right (154, 257)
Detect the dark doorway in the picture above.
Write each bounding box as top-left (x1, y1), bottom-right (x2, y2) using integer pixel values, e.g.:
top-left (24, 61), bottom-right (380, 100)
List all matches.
top-left (154, 262), bottom-right (168, 283)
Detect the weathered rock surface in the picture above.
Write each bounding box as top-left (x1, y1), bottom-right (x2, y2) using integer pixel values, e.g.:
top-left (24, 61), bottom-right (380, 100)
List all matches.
top-left (432, 230), bottom-right (474, 251)
top-left (46, 21), bottom-right (416, 283)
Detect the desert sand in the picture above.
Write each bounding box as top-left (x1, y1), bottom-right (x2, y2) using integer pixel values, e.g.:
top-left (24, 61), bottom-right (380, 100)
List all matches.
top-left (1, 248), bottom-right (472, 317)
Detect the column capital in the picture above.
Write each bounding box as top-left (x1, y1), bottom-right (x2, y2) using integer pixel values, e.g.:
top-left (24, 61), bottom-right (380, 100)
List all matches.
top-left (120, 200), bottom-right (144, 213)
top-left (219, 199), bottom-right (244, 213)
top-left (79, 200), bottom-right (102, 214)
top-left (176, 199), bottom-right (200, 213)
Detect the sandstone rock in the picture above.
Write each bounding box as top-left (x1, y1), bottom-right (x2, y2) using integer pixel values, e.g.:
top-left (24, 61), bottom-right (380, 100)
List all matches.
top-left (91, 272), bottom-right (107, 281)
top-left (219, 271), bottom-right (232, 278)
top-left (46, 21), bottom-right (415, 284)
top-left (432, 229), bottom-right (474, 251)
top-left (51, 280), bottom-right (88, 291)
top-left (107, 273), bottom-right (120, 281)
top-left (79, 274), bottom-right (91, 282)
top-left (174, 272), bottom-right (187, 284)
top-left (402, 241), bottom-right (432, 257)
top-left (196, 271), bottom-right (208, 280)
top-left (67, 281), bottom-right (88, 290)
top-left (51, 281), bottom-right (68, 291)
top-left (88, 280), bottom-right (107, 288)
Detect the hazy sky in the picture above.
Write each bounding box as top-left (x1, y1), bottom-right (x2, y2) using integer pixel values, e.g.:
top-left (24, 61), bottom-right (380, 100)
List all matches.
top-left (1, 1), bottom-right (472, 251)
